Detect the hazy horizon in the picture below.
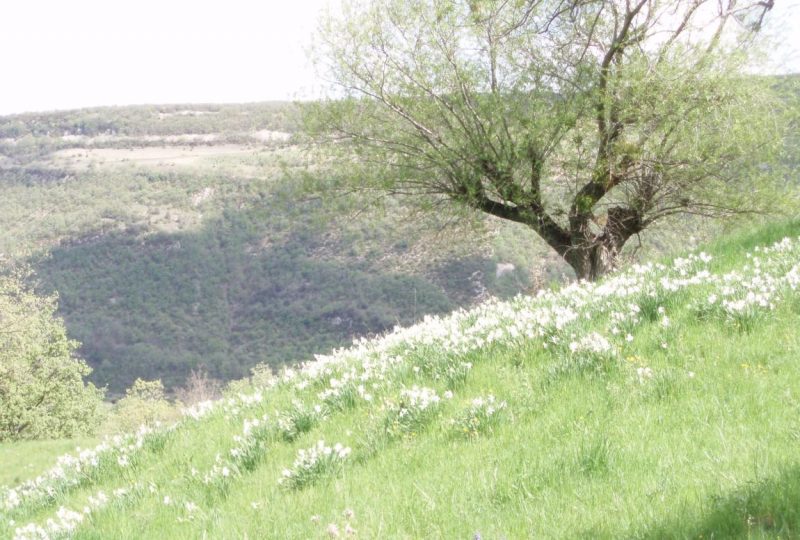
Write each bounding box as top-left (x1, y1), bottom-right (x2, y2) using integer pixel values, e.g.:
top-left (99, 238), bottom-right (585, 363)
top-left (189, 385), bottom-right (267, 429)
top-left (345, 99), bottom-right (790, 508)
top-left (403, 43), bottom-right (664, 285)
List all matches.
top-left (1, 0), bottom-right (798, 117)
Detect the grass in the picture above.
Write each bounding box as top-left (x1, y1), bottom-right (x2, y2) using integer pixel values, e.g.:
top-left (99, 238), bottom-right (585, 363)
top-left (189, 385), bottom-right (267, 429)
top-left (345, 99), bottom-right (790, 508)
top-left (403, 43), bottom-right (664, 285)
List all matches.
top-left (2, 220), bottom-right (799, 539)
top-left (0, 439), bottom-right (98, 488)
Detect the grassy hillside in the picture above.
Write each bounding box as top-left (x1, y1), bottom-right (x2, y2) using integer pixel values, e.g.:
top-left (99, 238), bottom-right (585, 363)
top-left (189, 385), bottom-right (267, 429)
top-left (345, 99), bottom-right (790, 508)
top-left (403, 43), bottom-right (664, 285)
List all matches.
top-left (2, 219), bottom-right (799, 538)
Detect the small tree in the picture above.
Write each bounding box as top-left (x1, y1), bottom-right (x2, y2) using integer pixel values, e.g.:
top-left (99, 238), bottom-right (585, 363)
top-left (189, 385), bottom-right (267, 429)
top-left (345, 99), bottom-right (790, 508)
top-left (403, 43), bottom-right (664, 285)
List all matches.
top-left (0, 270), bottom-right (105, 441)
top-left (307, 0), bottom-right (784, 280)
top-left (112, 378), bottom-right (178, 433)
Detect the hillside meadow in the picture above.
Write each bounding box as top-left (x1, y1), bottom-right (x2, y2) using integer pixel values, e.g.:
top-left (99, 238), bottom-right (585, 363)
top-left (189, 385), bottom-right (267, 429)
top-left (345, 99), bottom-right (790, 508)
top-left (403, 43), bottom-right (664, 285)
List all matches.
top-left (1, 219), bottom-right (799, 539)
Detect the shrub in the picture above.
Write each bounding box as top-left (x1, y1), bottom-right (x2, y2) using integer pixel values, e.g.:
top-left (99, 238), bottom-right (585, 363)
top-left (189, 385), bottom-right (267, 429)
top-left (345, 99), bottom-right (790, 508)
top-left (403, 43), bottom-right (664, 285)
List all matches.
top-left (175, 366), bottom-right (222, 406)
top-left (224, 363), bottom-right (275, 395)
top-left (0, 271), bottom-right (105, 441)
top-left (111, 379), bottom-right (178, 433)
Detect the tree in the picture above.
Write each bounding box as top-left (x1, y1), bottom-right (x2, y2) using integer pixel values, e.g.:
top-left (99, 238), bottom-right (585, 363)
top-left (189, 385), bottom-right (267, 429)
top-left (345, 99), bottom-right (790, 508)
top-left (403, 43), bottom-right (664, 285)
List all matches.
top-left (307, 0), bottom-right (784, 280)
top-left (112, 379), bottom-right (178, 433)
top-left (0, 270), bottom-right (105, 441)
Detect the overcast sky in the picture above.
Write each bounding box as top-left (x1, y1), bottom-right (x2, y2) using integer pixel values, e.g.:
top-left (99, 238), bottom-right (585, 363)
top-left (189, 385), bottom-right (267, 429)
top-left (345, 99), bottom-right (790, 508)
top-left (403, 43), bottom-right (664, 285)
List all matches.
top-left (1, 0), bottom-right (798, 116)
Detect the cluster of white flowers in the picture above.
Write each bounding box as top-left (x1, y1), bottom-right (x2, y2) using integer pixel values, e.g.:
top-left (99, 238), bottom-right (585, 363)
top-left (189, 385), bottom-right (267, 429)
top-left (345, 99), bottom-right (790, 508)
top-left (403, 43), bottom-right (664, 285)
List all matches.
top-left (220, 391), bottom-right (267, 420)
top-left (398, 386), bottom-right (442, 417)
top-left (283, 294), bottom-right (586, 415)
top-left (690, 239), bottom-right (800, 327)
top-left (469, 395), bottom-right (506, 416)
top-left (181, 390), bottom-right (269, 423)
top-left (241, 415), bottom-right (269, 438)
top-left (13, 487), bottom-right (130, 540)
top-left (609, 303), bottom-right (641, 335)
top-left (202, 454), bottom-right (234, 486)
top-left (636, 366), bottom-right (654, 383)
top-left (277, 401), bottom-right (326, 441)
top-left (786, 264), bottom-right (800, 290)
top-left (317, 371), bottom-right (375, 410)
top-left (13, 507), bottom-right (84, 540)
top-left (202, 414), bottom-right (270, 486)
top-left (718, 272), bottom-right (779, 314)
top-left (318, 508), bottom-right (357, 538)
top-left (181, 399), bottom-right (217, 421)
top-left (287, 249), bottom-right (715, 405)
top-left (231, 414), bottom-right (271, 462)
top-left (673, 252), bottom-right (713, 275)
top-left (279, 440), bottom-right (351, 489)
top-left (2, 449), bottom-right (103, 514)
top-left (2, 424), bottom-right (165, 516)
top-left (383, 386), bottom-right (448, 438)
top-left (111, 423), bottom-right (169, 469)
top-left (450, 395), bottom-right (507, 438)
top-left (569, 332), bottom-right (614, 356)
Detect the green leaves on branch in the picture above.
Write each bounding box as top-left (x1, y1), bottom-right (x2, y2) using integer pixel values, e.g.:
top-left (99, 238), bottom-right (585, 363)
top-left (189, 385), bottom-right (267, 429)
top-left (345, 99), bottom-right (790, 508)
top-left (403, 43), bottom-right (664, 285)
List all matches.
top-left (0, 270), bottom-right (105, 441)
top-left (307, 0), bottom-right (789, 280)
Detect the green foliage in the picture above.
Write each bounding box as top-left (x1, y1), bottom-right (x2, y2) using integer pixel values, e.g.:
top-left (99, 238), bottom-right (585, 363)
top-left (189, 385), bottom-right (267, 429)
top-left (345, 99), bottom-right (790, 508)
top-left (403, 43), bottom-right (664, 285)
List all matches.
top-left (111, 379), bottom-right (178, 433)
top-left (308, 0), bottom-right (790, 279)
top-left (225, 363), bottom-right (275, 395)
top-left (449, 395), bottom-right (506, 438)
top-left (125, 379), bottom-right (167, 401)
top-left (277, 401), bottom-right (327, 442)
top-left (0, 271), bottom-right (105, 441)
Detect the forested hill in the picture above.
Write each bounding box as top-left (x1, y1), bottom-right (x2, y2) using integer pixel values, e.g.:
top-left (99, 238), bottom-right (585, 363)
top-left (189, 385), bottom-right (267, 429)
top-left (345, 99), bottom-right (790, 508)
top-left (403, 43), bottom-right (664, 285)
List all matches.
top-left (0, 103), bottom-right (568, 394)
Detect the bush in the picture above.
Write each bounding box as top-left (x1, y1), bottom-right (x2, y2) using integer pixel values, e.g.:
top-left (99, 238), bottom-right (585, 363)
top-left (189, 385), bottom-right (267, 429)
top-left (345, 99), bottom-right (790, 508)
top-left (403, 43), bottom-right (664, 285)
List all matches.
top-left (175, 367), bottom-right (222, 406)
top-left (224, 362), bottom-right (275, 395)
top-left (111, 379), bottom-right (178, 433)
top-left (0, 271), bottom-right (105, 441)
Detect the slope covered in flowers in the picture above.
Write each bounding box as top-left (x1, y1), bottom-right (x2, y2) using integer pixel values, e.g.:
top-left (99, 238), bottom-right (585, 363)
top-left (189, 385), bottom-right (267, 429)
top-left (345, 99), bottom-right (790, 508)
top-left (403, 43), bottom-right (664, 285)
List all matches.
top-left (2, 220), bottom-right (800, 539)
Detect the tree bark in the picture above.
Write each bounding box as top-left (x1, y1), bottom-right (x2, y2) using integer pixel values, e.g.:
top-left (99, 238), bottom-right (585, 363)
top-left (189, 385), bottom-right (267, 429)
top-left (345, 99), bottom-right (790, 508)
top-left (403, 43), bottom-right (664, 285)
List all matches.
top-left (564, 240), bottom-right (619, 281)
top-left (563, 207), bottom-right (644, 281)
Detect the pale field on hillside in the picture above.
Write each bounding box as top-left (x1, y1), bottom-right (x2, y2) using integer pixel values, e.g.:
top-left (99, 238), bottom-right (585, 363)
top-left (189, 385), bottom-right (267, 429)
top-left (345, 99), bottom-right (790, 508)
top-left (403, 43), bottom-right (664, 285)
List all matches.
top-left (48, 145), bottom-right (262, 170)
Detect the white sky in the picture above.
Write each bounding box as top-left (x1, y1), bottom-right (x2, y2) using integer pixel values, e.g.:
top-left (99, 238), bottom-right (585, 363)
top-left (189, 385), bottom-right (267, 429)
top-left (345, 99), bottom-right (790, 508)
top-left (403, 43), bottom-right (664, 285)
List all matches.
top-left (0, 0), bottom-right (798, 116)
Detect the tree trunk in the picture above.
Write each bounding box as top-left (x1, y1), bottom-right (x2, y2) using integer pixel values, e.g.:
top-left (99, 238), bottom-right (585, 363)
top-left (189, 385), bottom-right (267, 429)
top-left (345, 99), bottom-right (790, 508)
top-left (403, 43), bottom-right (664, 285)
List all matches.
top-left (565, 241), bottom-right (619, 281)
top-left (563, 207), bottom-right (643, 281)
